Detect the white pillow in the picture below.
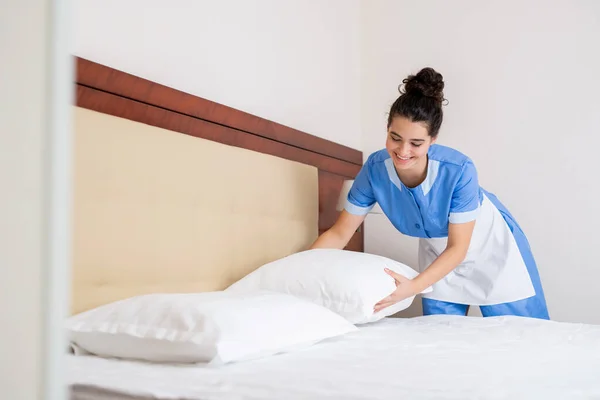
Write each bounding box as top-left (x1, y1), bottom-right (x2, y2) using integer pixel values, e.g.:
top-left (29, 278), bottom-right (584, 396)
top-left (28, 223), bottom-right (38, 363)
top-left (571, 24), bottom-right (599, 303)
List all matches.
top-left (66, 290), bottom-right (357, 365)
top-left (226, 249), bottom-right (432, 324)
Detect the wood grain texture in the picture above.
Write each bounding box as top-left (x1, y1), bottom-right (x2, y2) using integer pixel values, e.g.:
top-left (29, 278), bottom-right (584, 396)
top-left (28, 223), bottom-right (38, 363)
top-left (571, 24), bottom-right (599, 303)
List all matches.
top-left (74, 56), bottom-right (364, 251)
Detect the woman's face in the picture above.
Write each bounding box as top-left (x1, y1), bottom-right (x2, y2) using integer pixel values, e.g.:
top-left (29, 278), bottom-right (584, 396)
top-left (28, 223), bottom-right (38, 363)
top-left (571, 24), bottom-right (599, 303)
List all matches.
top-left (385, 116), bottom-right (436, 172)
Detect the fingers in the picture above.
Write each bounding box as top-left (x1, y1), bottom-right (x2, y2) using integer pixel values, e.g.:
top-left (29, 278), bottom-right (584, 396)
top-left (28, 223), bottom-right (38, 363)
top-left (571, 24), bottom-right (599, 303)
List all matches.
top-left (384, 268), bottom-right (409, 282)
top-left (375, 295), bottom-right (393, 305)
top-left (374, 301), bottom-right (395, 313)
top-left (374, 269), bottom-right (411, 313)
top-left (374, 293), bottom-right (396, 312)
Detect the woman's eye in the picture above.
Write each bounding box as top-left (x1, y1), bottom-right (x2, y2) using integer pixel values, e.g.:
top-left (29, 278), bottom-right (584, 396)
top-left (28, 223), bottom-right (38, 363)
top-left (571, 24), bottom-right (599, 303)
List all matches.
top-left (412, 143), bottom-right (422, 147)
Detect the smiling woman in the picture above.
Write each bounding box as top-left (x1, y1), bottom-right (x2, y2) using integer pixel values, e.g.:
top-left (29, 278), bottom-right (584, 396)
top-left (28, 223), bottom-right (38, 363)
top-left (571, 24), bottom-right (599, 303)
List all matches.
top-left (386, 118), bottom-right (430, 188)
top-left (385, 68), bottom-right (444, 183)
top-left (311, 67), bottom-right (550, 320)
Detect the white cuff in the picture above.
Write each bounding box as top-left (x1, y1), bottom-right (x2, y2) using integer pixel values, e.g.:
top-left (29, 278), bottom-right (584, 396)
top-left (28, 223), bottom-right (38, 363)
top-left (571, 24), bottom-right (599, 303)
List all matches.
top-left (344, 201), bottom-right (374, 216)
top-left (449, 207), bottom-right (480, 224)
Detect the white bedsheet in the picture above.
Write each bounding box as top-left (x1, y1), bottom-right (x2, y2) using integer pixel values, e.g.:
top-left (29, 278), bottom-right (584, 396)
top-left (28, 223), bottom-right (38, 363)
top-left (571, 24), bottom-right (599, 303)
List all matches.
top-left (67, 315), bottom-right (600, 400)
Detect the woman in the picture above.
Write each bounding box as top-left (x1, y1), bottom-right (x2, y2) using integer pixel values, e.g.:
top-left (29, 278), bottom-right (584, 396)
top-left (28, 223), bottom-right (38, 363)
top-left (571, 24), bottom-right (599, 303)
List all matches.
top-left (310, 67), bottom-right (549, 319)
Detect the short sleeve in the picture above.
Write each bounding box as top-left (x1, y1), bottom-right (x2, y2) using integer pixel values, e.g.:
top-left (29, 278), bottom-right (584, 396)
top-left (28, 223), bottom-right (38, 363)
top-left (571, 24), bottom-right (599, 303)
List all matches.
top-left (345, 160), bottom-right (376, 216)
top-left (449, 161), bottom-right (481, 224)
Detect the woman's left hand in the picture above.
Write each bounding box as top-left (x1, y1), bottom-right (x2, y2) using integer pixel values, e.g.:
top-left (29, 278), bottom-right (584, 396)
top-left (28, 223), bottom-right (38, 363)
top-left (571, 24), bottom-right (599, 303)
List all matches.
top-left (373, 268), bottom-right (418, 313)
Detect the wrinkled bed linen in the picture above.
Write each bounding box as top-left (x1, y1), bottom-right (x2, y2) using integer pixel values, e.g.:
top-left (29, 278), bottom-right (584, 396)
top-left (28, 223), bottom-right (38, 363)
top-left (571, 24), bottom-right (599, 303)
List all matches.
top-left (68, 315), bottom-right (600, 400)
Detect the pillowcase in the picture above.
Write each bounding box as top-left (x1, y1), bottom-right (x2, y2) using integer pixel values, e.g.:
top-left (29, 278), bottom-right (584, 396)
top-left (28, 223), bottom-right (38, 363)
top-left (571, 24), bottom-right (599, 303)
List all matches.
top-left (66, 290), bottom-right (357, 365)
top-left (226, 249), bottom-right (432, 324)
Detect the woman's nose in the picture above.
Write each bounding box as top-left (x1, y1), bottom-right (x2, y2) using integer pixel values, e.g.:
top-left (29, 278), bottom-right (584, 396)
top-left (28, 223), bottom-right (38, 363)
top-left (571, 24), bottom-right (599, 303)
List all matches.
top-left (399, 142), bottom-right (411, 155)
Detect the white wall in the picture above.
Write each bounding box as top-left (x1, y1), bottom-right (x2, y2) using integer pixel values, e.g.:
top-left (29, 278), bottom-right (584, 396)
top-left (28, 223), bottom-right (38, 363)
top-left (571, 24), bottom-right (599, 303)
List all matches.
top-left (72, 0), bottom-right (362, 151)
top-left (73, 1), bottom-right (600, 323)
top-left (361, 0), bottom-right (600, 324)
top-left (1, 1), bottom-right (72, 399)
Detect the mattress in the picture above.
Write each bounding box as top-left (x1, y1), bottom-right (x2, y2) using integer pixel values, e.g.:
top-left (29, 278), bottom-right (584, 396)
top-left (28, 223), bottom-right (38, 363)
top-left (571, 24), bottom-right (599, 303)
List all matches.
top-left (67, 315), bottom-right (600, 400)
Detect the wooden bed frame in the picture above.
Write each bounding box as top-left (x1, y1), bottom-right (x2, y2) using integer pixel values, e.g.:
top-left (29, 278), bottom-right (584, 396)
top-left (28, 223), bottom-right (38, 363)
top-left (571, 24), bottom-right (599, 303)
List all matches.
top-left (74, 57), bottom-right (364, 252)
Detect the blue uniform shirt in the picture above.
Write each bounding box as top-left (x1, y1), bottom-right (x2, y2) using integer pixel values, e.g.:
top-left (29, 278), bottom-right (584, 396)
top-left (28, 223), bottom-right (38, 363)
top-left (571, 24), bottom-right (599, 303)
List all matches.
top-left (346, 144), bottom-right (483, 239)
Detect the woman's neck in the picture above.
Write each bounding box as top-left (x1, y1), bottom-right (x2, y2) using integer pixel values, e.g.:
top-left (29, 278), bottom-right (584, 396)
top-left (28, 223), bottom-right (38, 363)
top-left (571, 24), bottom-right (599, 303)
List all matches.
top-left (396, 156), bottom-right (428, 188)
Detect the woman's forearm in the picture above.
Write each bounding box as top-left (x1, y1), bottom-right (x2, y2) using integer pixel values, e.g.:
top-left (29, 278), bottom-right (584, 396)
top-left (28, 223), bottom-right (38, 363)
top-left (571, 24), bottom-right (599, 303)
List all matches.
top-left (412, 245), bottom-right (467, 293)
top-left (309, 229), bottom-right (349, 250)
top-left (308, 210), bottom-right (365, 250)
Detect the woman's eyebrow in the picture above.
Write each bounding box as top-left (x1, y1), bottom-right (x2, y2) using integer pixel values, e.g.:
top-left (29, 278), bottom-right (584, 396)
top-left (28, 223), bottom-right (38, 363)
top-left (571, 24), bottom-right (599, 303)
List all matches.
top-left (389, 131), bottom-right (425, 142)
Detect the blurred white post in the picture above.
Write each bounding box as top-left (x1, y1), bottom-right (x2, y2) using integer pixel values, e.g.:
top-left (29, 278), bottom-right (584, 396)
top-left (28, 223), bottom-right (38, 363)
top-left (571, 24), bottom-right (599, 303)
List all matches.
top-left (0, 1), bottom-right (73, 399)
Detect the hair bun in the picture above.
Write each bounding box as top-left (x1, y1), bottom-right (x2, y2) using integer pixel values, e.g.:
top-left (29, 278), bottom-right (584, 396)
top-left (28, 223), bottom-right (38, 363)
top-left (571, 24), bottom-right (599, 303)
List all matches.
top-left (402, 67), bottom-right (445, 104)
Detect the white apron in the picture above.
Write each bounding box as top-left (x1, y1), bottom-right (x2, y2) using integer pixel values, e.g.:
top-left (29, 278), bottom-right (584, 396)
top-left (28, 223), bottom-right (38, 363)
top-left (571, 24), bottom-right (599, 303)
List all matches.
top-left (418, 193), bottom-right (536, 305)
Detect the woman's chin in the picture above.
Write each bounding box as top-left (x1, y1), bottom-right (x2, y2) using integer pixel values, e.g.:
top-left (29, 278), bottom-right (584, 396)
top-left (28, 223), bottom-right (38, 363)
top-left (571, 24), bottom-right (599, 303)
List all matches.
top-left (393, 157), bottom-right (417, 170)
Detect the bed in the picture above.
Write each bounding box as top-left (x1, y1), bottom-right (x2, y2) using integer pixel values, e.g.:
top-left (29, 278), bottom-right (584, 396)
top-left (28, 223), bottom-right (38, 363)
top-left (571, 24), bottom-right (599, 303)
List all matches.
top-left (67, 57), bottom-right (600, 400)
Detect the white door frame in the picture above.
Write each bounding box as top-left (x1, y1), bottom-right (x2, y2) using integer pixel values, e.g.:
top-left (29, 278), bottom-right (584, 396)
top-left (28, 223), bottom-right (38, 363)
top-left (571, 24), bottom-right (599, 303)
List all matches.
top-left (0, 1), bottom-right (73, 399)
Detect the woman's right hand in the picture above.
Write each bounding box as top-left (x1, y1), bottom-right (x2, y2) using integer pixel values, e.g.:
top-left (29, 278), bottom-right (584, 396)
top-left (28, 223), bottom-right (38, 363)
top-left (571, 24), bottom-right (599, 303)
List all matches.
top-left (309, 210), bottom-right (366, 250)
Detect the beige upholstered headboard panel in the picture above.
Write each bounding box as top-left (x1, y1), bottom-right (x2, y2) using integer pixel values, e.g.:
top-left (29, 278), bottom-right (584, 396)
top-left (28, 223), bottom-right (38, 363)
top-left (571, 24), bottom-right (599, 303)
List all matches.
top-left (72, 107), bottom-right (318, 314)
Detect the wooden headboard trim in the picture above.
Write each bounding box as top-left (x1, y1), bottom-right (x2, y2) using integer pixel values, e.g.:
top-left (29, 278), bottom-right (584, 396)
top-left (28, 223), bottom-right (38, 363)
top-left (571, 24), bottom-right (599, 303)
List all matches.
top-left (74, 56), bottom-right (364, 251)
top-left (75, 57), bottom-right (362, 168)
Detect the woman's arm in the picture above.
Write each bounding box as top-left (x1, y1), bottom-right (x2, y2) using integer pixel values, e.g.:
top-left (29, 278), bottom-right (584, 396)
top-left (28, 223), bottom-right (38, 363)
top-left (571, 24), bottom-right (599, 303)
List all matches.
top-left (374, 220), bottom-right (476, 312)
top-left (411, 220), bottom-right (476, 293)
top-left (309, 210), bottom-right (366, 250)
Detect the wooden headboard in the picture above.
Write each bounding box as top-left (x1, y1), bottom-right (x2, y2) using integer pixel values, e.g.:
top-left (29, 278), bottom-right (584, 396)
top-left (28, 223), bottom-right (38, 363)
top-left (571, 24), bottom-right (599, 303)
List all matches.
top-left (74, 57), bottom-right (364, 252)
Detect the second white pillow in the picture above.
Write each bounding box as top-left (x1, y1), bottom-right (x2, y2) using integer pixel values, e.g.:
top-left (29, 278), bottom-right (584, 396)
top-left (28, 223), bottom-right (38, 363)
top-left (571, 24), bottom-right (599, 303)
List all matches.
top-left (226, 249), bottom-right (432, 324)
top-left (67, 290), bottom-right (357, 365)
